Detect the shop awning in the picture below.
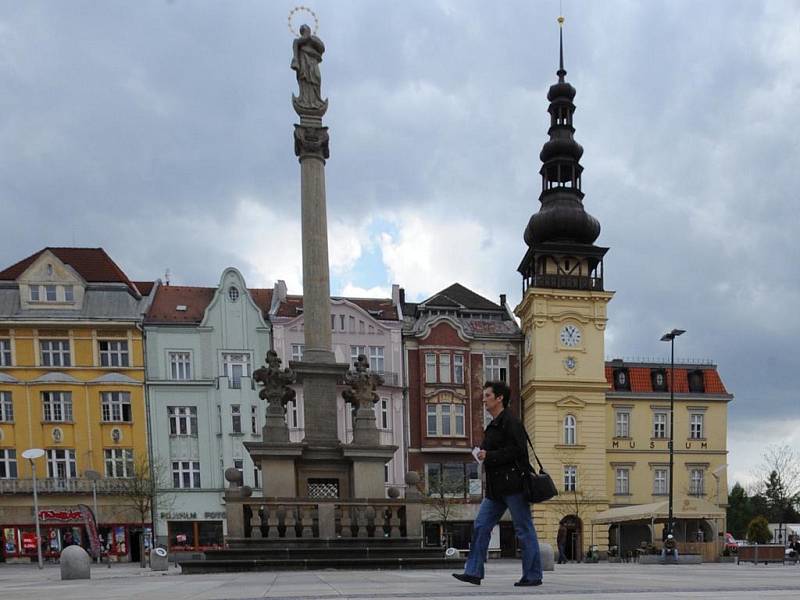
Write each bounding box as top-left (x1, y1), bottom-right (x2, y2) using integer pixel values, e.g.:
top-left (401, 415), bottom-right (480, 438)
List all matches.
top-left (591, 495), bottom-right (725, 525)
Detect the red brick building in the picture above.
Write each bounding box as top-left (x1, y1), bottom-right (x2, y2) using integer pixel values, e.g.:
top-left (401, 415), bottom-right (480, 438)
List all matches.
top-left (402, 283), bottom-right (523, 550)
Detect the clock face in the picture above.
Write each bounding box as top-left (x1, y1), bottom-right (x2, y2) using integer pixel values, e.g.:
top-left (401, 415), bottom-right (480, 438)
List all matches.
top-left (564, 356), bottom-right (577, 370)
top-left (560, 324), bottom-right (582, 347)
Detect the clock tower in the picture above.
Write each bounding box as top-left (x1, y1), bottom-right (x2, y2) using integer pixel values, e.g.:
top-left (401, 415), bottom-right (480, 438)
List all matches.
top-left (515, 18), bottom-right (614, 552)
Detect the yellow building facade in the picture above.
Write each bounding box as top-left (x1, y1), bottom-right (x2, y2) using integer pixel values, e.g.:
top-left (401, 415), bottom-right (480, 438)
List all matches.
top-left (0, 248), bottom-right (152, 562)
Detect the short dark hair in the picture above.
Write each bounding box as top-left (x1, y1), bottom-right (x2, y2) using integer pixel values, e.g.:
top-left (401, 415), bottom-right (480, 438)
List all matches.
top-left (484, 380), bottom-right (511, 408)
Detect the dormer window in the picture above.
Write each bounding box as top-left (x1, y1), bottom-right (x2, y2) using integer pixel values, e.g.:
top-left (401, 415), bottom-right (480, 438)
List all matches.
top-left (688, 370), bottom-right (705, 393)
top-left (45, 285), bottom-right (57, 302)
top-left (651, 369), bottom-right (668, 392)
top-left (30, 286), bottom-right (40, 302)
top-left (228, 286), bottom-right (239, 302)
top-left (47, 264), bottom-right (53, 276)
top-left (613, 368), bottom-right (631, 391)
top-left (64, 286), bottom-right (74, 302)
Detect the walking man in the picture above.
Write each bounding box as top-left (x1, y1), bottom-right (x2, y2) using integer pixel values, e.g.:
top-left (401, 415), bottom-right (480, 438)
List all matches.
top-left (452, 381), bottom-right (543, 587)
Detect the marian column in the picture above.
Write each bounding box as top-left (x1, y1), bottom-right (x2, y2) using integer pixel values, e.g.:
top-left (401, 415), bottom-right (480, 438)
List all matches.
top-left (290, 24), bottom-right (347, 450)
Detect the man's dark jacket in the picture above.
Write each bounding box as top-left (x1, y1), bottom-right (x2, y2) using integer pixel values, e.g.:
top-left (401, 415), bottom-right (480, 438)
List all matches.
top-left (480, 409), bottom-right (529, 500)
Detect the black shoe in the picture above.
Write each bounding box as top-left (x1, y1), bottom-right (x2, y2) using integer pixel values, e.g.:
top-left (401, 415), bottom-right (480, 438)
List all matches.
top-left (452, 573), bottom-right (481, 585)
top-left (514, 579), bottom-right (543, 587)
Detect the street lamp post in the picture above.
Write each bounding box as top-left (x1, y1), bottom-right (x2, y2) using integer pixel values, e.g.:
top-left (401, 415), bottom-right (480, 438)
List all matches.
top-left (22, 448), bottom-right (46, 570)
top-left (660, 328), bottom-right (685, 538)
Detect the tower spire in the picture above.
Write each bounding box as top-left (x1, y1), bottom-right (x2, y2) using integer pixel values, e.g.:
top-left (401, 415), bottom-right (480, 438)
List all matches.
top-left (558, 15), bottom-right (566, 82)
top-left (517, 16), bottom-right (608, 293)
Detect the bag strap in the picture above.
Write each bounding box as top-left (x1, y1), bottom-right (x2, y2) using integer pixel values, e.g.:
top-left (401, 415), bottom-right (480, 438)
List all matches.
top-left (521, 428), bottom-right (546, 473)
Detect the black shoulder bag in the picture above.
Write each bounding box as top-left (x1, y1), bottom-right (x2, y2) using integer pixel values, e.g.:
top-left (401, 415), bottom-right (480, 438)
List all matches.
top-left (518, 429), bottom-right (558, 504)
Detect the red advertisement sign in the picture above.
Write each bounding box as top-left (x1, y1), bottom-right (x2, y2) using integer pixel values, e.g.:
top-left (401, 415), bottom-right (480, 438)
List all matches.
top-left (22, 532), bottom-right (37, 550)
top-left (39, 510), bottom-right (82, 522)
top-left (78, 504), bottom-right (102, 558)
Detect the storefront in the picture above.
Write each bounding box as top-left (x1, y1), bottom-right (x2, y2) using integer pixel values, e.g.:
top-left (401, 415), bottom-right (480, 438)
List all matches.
top-left (1, 507), bottom-right (150, 563)
top-left (163, 511), bottom-right (224, 553)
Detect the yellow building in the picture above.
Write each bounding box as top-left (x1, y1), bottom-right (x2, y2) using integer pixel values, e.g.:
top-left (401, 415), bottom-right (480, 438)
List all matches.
top-left (515, 30), bottom-right (731, 561)
top-left (0, 248), bottom-right (154, 562)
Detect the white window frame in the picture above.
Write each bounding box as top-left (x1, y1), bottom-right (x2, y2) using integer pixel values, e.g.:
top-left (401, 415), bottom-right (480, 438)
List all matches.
top-left (101, 391), bottom-right (132, 422)
top-left (168, 406), bottom-right (198, 436)
top-left (47, 448), bottom-right (77, 479)
top-left (564, 414), bottom-right (577, 445)
top-left (426, 403), bottom-right (466, 438)
top-left (426, 403), bottom-right (438, 436)
top-left (291, 344), bottom-right (305, 362)
top-left (564, 465), bottom-right (577, 492)
top-left (0, 338), bottom-right (12, 366)
top-left (368, 346), bottom-right (385, 373)
top-left (222, 352), bottom-right (251, 389)
top-left (42, 391), bottom-right (72, 422)
top-left (379, 398), bottom-right (390, 430)
top-left (653, 412), bottom-right (668, 438)
top-left (453, 354), bottom-right (464, 384)
top-left (30, 285), bottom-right (40, 302)
top-left (231, 404), bottom-right (242, 433)
top-left (0, 449), bottom-right (18, 479)
top-left (45, 284), bottom-right (57, 302)
top-left (615, 411), bottom-right (630, 437)
top-left (99, 340), bottom-right (129, 367)
top-left (615, 468), bottom-right (630, 495)
top-left (251, 405), bottom-right (259, 435)
top-left (285, 399), bottom-right (299, 429)
top-left (690, 413), bottom-right (704, 439)
top-left (690, 468), bottom-right (705, 496)
top-left (0, 391), bottom-right (13, 422)
top-left (425, 353), bottom-right (437, 383)
top-left (40, 339), bottom-right (71, 367)
top-left (169, 351), bottom-right (192, 380)
top-left (654, 468), bottom-right (668, 495)
top-left (484, 355), bottom-right (508, 382)
top-left (104, 448), bottom-right (134, 478)
top-left (63, 285), bottom-right (74, 302)
top-left (172, 460), bottom-right (201, 489)
top-left (439, 354), bottom-right (451, 383)
top-left (350, 345), bottom-right (366, 365)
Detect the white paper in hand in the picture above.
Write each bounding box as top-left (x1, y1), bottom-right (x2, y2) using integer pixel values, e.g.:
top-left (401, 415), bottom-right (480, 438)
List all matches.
top-left (472, 447), bottom-right (483, 464)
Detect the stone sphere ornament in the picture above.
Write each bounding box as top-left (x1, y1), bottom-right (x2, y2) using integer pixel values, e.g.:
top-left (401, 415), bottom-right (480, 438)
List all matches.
top-left (224, 467), bottom-right (243, 485)
top-left (288, 6), bottom-right (319, 36)
top-left (404, 471), bottom-right (420, 486)
top-left (387, 486), bottom-right (400, 499)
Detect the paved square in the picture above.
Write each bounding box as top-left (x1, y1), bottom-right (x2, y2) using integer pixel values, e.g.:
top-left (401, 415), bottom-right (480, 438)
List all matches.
top-left (0, 560), bottom-right (798, 599)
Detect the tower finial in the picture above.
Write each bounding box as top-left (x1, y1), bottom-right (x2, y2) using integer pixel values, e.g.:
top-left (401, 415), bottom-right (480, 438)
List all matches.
top-left (557, 16), bottom-right (566, 82)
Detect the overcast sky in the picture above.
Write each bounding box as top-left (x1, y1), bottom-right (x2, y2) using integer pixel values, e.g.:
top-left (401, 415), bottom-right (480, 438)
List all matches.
top-left (1, 1), bottom-right (798, 488)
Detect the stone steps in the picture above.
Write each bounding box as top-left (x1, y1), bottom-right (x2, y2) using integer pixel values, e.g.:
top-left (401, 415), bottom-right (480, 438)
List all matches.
top-left (204, 546), bottom-right (446, 561)
top-left (179, 555), bottom-right (457, 574)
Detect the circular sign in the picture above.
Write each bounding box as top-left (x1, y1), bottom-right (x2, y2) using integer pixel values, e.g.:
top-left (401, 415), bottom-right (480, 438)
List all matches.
top-left (22, 448), bottom-right (45, 460)
top-left (445, 547), bottom-right (458, 558)
top-left (287, 6), bottom-right (319, 36)
top-left (154, 547), bottom-right (167, 557)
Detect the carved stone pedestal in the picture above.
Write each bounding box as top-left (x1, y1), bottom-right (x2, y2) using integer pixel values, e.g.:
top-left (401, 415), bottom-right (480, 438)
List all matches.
top-left (343, 444), bottom-right (398, 498)
top-left (244, 441), bottom-right (305, 497)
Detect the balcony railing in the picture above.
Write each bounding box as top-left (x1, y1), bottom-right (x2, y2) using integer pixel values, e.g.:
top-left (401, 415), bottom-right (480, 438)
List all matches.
top-left (0, 478), bottom-right (131, 495)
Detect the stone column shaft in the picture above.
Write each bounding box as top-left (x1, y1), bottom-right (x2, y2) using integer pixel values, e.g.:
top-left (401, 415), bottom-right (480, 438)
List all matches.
top-left (299, 154), bottom-right (333, 361)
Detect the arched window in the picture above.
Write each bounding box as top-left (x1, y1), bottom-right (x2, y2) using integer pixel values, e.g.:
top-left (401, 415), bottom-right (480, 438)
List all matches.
top-left (564, 415), bottom-right (576, 445)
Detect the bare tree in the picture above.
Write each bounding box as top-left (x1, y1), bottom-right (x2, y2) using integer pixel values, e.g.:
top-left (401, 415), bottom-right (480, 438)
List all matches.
top-left (119, 453), bottom-right (173, 567)
top-left (755, 444), bottom-right (800, 499)
top-left (418, 469), bottom-right (469, 547)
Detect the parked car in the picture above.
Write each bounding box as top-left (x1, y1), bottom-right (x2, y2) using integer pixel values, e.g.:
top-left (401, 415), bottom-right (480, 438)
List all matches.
top-left (724, 532), bottom-right (743, 551)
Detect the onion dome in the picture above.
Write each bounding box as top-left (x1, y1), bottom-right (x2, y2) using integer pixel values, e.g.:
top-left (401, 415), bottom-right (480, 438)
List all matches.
top-left (524, 18), bottom-right (601, 247)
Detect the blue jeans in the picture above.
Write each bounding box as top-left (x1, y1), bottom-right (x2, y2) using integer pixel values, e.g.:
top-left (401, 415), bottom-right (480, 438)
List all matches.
top-left (463, 493), bottom-right (542, 581)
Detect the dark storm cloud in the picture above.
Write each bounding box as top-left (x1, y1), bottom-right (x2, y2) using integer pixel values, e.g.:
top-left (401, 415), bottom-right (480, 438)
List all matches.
top-left (1, 0), bottom-right (798, 457)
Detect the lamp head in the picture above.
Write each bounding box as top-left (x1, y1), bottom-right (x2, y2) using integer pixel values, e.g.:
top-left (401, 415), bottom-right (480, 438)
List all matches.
top-left (22, 448), bottom-right (45, 460)
top-left (660, 328), bottom-right (686, 342)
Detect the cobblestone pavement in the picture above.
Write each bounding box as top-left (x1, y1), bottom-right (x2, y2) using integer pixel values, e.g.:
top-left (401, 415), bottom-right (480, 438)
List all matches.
top-left (0, 560), bottom-right (798, 599)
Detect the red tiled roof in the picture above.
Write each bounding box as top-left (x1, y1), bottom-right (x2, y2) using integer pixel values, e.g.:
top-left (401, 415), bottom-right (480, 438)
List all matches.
top-left (274, 295), bottom-right (399, 320)
top-left (145, 285), bottom-right (274, 324)
top-left (145, 286), bottom-right (216, 324)
top-left (604, 365), bottom-right (729, 395)
top-left (0, 247), bottom-right (137, 293)
top-left (133, 281), bottom-right (155, 296)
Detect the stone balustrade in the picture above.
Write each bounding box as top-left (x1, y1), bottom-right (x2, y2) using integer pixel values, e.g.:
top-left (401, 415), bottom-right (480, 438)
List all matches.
top-left (226, 497), bottom-right (422, 541)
